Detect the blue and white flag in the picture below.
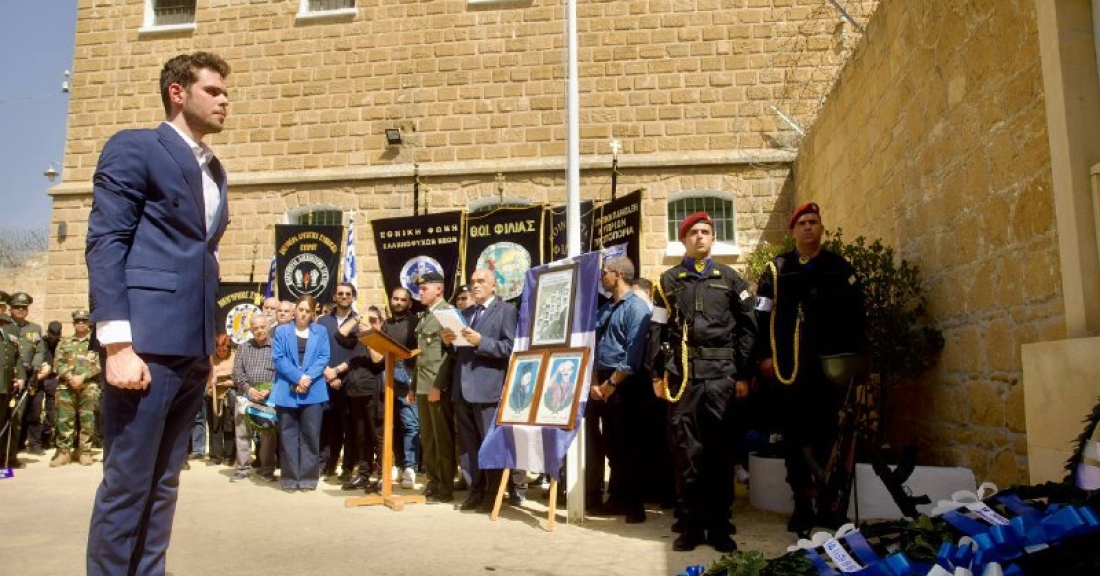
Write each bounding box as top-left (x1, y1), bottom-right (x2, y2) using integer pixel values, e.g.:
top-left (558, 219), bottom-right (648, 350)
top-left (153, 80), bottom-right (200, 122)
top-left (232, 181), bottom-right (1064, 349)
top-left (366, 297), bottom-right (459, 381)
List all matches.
top-left (478, 250), bottom-right (600, 479)
top-left (343, 214), bottom-right (358, 310)
top-left (343, 212), bottom-right (357, 286)
top-left (264, 256), bottom-right (277, 298)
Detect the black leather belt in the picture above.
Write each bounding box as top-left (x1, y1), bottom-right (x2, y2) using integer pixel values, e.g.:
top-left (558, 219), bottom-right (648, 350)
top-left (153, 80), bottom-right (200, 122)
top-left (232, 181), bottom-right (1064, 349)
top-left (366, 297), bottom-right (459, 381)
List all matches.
top-left (686, 347), bottom-right (734, 360)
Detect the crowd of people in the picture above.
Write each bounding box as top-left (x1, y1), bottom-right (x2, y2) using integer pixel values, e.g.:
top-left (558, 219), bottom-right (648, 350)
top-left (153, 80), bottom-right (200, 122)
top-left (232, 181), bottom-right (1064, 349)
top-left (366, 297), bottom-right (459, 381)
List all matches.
top-left (0, 202), bottom-right (867, 559)
top-left (50, 53), bottom-right (871, 573)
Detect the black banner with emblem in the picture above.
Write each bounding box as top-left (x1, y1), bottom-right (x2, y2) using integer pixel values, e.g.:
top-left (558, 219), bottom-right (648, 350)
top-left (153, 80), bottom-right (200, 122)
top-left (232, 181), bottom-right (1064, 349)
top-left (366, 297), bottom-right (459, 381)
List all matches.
top-left (216, 282), bottom-right (265, 344)
top-left (371, 211), bottom-right (462, 306)
top-left (463, 205), bottom-right (545, 302)
top-left (275, 225), bottom-right (344, 306)
top-left (589, 189), bottom-right (643, 270)
top-left (544, 200), bottom-right (594, 263)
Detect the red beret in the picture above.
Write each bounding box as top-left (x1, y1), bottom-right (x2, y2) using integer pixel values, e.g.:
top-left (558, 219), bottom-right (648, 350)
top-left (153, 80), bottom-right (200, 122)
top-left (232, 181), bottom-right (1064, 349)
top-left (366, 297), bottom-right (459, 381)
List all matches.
top-left (788, 202), bottom-right (821, 229)
top-left (678, 211), bottom-right (714, 239)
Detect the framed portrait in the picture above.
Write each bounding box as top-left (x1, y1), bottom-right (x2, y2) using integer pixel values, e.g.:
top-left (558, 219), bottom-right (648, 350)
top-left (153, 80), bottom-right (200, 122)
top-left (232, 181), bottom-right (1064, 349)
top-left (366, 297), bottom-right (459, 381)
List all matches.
top-left (532, 347), bottom-right (590, 430)
top-left (497, 351), bottom-right (546, 426)
top-left (529, 264), bottom-right (577, 348)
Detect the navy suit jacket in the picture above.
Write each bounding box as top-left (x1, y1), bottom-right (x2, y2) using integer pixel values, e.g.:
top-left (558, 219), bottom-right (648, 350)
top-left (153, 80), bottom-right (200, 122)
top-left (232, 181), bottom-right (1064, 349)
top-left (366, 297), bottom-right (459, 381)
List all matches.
top-left (451, 298), bottom-right (517, 404)
top-left (86, 123), bottom-right (229, 358)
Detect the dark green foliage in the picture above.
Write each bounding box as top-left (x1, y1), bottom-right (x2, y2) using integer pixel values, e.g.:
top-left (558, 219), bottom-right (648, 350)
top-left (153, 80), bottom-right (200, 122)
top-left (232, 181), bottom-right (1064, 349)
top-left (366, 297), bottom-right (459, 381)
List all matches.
top-left (1064, 398), bottom-right (1100, 482)
top-left (746, 229), bottom-right (944, 389)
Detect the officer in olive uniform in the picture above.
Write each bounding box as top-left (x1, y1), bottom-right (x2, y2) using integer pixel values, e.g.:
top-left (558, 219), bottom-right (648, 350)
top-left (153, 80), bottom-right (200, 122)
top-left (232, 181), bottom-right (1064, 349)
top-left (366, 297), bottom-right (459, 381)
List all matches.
top-left (649, 212), bottom-right (757, 553)
top-left (413, 271), bottom-right (456, 504)
top-left (51, 309), bottom-right (102, 466)
top-left (0, 291), bottom-right (24, 468)
top-left (754, 202), bottom-right (866, 535)
top-left (6, 292), bottom-right (46, 467)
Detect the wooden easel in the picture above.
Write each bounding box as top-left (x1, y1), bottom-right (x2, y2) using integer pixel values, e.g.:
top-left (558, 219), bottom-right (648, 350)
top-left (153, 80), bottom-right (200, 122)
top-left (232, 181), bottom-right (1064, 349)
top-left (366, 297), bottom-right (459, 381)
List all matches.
top-left (345, 329), bottom-right (424, 511)
top-left (490, 468), bottom-right (559, 532)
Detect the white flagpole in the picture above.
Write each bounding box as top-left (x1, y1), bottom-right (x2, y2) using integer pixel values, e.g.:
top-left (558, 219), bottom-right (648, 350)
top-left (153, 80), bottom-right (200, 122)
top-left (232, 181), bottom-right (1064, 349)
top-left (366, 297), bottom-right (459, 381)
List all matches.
top-left (564, 0), bottom-right (586, 524)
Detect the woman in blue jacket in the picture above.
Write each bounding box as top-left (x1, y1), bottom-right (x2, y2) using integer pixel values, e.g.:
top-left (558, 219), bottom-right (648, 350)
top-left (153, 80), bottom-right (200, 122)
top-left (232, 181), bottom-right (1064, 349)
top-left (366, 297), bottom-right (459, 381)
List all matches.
top-left (271, 295), bottom-right (330, 492)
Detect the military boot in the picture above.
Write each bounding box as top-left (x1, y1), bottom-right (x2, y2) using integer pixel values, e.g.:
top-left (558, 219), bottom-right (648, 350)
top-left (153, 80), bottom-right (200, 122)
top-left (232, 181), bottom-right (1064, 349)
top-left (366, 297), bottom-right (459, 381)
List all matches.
top-left (78, 453), bottom-right (94, 466)
top-left (50, 452), bottom-right (71, 467)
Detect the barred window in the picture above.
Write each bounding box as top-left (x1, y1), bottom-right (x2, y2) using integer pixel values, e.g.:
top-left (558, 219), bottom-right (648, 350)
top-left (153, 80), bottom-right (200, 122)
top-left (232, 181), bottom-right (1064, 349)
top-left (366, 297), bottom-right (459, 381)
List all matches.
top-left (305, 0), bottom-right (355, 12)
top-left (468, 197), bottom-right (531, 215)
top-left (666, 192), bottom-right (739, 255)
top-left (151, 0), bottom-right (195, 26)
top-left (293, 208), bottom-right (343, 226)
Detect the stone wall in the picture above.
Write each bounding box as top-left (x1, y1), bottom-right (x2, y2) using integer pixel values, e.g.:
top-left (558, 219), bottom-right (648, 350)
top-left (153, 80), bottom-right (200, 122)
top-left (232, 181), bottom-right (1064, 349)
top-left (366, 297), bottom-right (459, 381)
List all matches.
top-left (791, 0), bottom-right (1061, 485)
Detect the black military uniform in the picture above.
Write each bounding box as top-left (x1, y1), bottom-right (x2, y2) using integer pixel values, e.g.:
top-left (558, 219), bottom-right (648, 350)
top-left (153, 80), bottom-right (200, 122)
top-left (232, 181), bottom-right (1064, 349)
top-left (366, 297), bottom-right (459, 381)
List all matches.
top-left (651, 256), bottom-right (757, 549)
top-left (23, 320), bottom-right (62, 455)
top-left (754, 247), bottom-right (866, 532)
top-left (0, 291), bottom-right (25, 467)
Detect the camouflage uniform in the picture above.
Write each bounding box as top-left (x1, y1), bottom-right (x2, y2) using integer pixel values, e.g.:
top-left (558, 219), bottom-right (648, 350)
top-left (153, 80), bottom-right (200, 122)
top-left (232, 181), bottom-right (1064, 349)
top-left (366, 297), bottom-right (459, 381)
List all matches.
top-left (53, 329), bottom-right (101, 459)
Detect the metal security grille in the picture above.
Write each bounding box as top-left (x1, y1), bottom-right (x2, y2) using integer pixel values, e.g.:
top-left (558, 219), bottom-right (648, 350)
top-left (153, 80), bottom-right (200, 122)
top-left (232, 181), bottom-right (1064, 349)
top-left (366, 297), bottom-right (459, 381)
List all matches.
top-left (469, 199), bottom-right (530, 215)
top-left (667, 195), bottom-right (736, 242)
top-left (308, 0), bottom-right (355, 11)
top-left (296, 209), bottom-right (343, 226)
top-left (153, 0), bottom-right (196, 26)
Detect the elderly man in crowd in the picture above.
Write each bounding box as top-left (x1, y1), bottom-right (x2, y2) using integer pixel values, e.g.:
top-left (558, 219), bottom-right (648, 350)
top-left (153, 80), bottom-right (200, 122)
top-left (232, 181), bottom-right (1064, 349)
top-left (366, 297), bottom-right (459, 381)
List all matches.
top-left (443, 268), bottom-right (521, 511)
top-left (230, 313), bottom-right (277, 482)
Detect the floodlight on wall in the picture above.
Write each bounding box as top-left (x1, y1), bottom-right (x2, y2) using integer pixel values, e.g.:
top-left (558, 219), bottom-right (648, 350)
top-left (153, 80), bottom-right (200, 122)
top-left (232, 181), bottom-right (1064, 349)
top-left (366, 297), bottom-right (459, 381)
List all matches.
top-left (385, 128), bottom-right (403, 146)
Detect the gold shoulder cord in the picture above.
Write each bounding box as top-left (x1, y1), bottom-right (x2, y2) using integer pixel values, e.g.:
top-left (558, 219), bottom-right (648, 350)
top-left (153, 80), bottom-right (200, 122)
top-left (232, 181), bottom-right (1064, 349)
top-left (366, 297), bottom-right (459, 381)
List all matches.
top-left (767, 260), bottom-right (800, 385)
top-left (654, 277), bottom-right (689, 403)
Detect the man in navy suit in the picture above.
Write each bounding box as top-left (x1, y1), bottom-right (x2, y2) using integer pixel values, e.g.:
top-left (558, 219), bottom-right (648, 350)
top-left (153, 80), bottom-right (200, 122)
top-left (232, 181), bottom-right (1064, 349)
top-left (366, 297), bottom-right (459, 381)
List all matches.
top-left (85, 52), bottom-right (231, 576)
top-left (443, 268), bottom-right (525, 511)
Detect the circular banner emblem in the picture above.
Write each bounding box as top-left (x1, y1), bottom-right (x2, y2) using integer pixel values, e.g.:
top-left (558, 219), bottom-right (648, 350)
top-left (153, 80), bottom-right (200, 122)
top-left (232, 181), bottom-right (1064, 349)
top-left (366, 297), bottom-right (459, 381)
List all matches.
top-left (477, 241), bottom-right (531, 301)
top-left (400, 256), bottom-right (444, 301)
top-left (284, 253), bottom-right (330, 299)
top-left (224, 303), bottom-right (261, 345)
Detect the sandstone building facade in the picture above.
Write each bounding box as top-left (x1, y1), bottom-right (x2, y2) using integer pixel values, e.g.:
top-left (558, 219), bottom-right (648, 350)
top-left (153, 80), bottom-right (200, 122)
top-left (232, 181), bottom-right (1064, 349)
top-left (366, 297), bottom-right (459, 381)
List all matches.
top-left (47, 0), bottom-right (876, 319)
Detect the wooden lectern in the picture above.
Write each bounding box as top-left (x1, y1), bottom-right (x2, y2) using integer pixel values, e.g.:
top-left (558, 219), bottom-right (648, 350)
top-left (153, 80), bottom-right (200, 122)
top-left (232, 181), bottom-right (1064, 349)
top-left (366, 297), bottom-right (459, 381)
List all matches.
top-left (345, 328), bottom-right (424, 510)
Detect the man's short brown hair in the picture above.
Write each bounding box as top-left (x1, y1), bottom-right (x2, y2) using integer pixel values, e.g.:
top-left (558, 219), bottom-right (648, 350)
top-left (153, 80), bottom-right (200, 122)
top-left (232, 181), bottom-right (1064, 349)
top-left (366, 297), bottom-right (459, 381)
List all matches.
top-left (159, 51), bottom-right (231, 115)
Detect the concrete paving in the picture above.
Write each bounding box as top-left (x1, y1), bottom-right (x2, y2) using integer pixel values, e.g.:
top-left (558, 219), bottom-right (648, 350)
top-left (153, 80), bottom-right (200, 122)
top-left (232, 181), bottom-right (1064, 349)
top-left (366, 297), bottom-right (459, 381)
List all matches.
top-left (0, 452), bottom-right (798, 576)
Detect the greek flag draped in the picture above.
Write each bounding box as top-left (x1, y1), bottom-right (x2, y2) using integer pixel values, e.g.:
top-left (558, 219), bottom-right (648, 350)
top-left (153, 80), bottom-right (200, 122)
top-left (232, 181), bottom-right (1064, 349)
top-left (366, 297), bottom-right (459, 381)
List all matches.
top-left (478, 250), bottom-right (600, 478)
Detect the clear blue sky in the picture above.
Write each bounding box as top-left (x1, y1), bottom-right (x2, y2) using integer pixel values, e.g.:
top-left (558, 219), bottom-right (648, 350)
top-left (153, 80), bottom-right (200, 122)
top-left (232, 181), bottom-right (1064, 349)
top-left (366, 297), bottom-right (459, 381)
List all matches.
top-left (0, 1), bottom-right (77, 230)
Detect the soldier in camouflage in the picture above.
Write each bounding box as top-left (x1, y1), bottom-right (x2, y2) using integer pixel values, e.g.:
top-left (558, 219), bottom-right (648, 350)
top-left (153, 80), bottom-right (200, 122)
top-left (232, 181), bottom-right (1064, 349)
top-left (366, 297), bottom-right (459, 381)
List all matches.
top-left (51, 309), bottom-right (101, 467)
top-left (0, 291), bottom-right (24, 468)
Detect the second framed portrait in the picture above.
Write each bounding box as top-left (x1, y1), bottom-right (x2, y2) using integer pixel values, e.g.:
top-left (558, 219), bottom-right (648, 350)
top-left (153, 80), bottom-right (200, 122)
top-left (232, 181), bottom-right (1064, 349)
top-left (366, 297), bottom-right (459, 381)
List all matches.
top-left (531, 347), bottom-right (590, 430)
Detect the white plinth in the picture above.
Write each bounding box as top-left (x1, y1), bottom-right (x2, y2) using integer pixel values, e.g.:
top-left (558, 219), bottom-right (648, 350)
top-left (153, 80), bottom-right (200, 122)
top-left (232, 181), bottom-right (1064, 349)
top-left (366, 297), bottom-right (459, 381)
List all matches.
top-left (748, 454), bottom-right (977, 519)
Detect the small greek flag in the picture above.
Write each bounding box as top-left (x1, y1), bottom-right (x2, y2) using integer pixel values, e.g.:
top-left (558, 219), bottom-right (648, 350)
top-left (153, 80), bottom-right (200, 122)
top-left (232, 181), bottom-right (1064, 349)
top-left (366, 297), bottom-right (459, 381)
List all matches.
top-left (343, 213), bottom-right (358, 308)
top-left (264, 256), bottom-right (277, 298)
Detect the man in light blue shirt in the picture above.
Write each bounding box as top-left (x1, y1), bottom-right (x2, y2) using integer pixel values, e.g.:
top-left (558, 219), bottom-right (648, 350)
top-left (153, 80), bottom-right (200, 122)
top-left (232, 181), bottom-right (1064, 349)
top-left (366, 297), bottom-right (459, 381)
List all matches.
top-left (587, 256), bottom-right (652, 523)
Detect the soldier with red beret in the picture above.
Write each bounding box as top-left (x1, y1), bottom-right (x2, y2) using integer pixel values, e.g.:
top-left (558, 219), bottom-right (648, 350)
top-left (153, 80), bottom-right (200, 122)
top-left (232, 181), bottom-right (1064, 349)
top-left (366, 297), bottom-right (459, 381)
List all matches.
top-left (754, 201), bottom-right (867, 536)
top-left (648, 211), bottom-right (757, 553)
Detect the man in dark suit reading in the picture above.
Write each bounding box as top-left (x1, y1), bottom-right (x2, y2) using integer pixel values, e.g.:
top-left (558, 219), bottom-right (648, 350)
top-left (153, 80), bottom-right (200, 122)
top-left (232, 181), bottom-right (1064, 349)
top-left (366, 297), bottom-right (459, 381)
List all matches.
top-left (85, 52), bottom-right (231, 576)
top-left (443, 268), bottom-right (525, 511)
